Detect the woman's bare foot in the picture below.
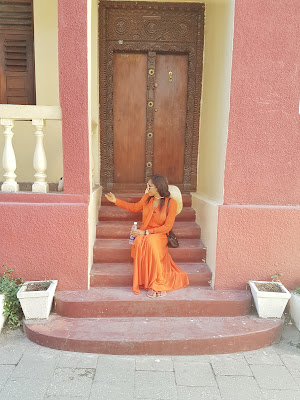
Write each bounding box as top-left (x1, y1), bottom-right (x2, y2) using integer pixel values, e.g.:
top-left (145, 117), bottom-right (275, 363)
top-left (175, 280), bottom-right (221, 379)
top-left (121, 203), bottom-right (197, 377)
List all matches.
top-left (147, 289), bottom-right (157, 298)
top-left (157, 291), bottom-right (167, 297)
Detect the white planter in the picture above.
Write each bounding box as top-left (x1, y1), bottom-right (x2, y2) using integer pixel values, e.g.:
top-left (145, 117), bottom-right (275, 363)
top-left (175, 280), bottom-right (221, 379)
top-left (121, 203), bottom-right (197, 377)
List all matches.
top-left (17, 280), bottom-right (58, 320)
top-left (249, 280), bottom-right (291, 318)
top-left (289, 292), bottom-right (300, 331)
top-left (0, 293), bottom-right (6, 332)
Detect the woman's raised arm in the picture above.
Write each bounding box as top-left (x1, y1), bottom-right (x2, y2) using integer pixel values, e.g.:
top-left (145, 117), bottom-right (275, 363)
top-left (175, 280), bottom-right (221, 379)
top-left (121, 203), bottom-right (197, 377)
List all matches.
top-left (113, 193), bottom-right (149, 213)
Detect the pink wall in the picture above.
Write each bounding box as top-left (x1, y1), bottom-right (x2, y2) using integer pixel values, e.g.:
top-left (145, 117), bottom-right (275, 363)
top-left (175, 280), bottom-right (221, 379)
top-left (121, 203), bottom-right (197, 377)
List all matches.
top-left (215, 1), bottom-right (300, 289)
top-left (0, 1), bottom-right (91, 291)
top-left (58, 0), bottom-right (90, 195)
top-left (224, 0), bottom-right (300, 205)
top-left (215, 206), bottom-right (300, 290)
top-left (0, 198), bottom-right (89, 290)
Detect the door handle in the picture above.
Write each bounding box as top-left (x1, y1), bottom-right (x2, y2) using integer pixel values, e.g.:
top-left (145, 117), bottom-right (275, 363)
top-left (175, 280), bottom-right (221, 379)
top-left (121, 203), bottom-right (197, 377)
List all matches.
top-left (169, 71), bottom-right (173, 83)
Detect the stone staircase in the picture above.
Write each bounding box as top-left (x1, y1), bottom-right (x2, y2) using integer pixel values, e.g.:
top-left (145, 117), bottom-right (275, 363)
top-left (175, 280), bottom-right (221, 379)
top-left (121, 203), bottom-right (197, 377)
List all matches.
top-left (24, 193), bottom-right (283, 354)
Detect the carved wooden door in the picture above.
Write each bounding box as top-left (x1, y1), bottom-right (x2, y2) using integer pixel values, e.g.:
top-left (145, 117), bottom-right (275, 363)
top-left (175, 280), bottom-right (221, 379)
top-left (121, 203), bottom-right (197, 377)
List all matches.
top-left (113, 53), bottom-right (147, 184)
top-left (113, 52), bottom-right (188, 188)
top-left (100, 1), bottom-right (205, 192)
top-left (152, 54), bottom-right (188, 184)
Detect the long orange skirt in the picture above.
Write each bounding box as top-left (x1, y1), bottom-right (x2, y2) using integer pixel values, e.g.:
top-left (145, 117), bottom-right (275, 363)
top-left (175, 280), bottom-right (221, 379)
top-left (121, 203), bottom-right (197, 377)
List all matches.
top-left (131, 234), bottom-right (189, 294)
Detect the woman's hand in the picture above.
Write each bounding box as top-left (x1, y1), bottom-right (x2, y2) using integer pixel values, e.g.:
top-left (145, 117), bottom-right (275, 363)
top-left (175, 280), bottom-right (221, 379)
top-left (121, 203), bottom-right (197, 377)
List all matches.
top-left (105, 192), bottom-right (116, 203)
top-left (130, 229), bottom-right (145, 237)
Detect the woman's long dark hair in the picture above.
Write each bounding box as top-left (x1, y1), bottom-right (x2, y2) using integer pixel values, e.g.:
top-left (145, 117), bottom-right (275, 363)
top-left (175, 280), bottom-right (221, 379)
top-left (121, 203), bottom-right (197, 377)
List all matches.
top-left (146, 174), bottom-right (170, 209)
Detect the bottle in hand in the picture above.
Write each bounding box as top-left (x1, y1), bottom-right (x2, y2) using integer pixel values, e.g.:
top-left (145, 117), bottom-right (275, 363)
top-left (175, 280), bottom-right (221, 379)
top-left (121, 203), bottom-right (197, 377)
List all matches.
top-left (129, 222), bottom-right (138, 245)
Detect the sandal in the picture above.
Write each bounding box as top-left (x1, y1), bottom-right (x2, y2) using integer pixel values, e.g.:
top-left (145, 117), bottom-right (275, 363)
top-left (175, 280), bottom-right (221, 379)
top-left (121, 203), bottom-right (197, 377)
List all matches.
top-left (147, 289), bottom-right (157, 298)
top-left (157, 291), bottom-right (167, 297)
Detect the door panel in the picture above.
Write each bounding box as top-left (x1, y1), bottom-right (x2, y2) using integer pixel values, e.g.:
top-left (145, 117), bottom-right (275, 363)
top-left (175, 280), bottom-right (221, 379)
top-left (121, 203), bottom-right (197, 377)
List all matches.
top-left (113, 53), bottom-right (147, 183)
top-left (153, 54), bottom-right (188, 183)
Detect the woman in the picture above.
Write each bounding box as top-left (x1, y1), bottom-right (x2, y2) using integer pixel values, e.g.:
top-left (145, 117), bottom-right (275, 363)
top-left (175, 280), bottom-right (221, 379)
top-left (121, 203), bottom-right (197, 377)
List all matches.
top-left (105, 174), bottom-right (189, 298)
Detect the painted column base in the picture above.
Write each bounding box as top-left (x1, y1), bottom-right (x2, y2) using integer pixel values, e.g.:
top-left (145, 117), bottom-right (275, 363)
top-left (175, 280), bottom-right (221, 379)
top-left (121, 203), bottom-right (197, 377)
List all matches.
top-left (1, 182), bottom-right (19, 192)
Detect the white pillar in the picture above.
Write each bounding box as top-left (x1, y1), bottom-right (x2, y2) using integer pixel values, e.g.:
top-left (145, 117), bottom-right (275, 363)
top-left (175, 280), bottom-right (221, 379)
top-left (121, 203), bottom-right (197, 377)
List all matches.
top-left (1, 118), bottom-right (19, 192)
top-left (32, 119), bottom-right (49, 193)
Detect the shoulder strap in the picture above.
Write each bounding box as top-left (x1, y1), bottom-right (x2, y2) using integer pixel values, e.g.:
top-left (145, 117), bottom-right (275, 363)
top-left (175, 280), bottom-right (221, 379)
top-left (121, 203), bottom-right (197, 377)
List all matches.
top-left (166, 198), bottom-right (171, 216)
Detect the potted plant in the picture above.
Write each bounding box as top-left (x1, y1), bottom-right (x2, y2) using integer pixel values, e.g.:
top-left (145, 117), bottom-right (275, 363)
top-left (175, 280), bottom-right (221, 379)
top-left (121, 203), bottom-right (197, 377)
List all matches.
top-left (0, 266), bottom-right (24, 330)
top-left (289, 286), bottom-right (300, 331)
top-left (248, 273), bottom-right (291, 318)
top-left (17, 279), bottom-right (58, 320)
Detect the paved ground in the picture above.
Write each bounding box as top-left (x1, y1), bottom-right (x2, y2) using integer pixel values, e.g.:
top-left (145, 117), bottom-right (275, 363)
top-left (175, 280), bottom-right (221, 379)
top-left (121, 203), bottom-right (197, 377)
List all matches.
top-left (1, 321), bottom-right (300, 400)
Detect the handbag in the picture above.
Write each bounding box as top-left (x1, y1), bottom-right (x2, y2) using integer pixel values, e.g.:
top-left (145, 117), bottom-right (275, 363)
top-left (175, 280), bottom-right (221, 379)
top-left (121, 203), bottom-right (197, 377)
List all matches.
top-left (166, 198), bottom-right (179, 248)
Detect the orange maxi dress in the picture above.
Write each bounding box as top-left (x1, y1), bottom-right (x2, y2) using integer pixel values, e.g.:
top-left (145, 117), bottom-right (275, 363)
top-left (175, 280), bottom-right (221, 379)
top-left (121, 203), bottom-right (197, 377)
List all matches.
top-left (115, 194), bottom-right (189, 294)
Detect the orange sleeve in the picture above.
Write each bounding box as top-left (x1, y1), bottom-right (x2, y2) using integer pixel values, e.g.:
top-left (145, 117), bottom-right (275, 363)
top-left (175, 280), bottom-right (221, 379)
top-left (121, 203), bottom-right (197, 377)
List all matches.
top-left (148, 198), bottom-right (177, 234)
top-left (115, 193), bottom-right (148, 213)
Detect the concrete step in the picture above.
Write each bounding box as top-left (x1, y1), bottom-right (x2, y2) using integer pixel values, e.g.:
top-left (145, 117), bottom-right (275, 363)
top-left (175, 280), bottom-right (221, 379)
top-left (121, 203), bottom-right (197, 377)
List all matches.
top-left (98, 206), bottom-right (195, 222)
top-left (96, 221), bottom-right (201, 239)
top-left (24, 314), bottom-right (283, 355)
top-left (101, 193), bottom-right (192, 207)
top-left (90, 262), bottom-right (211, 287)
top-left (55, 287), bottom-right (251, 318)
top-left (93, 239), bottom-right (206, 263)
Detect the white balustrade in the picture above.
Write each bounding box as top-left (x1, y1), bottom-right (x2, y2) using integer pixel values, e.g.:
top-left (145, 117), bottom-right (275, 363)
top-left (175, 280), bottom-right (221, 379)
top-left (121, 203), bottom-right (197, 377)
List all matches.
top-left (32, 119), bottom-right (49, 193)
top-left (0, 105), bottom-right (62, 193)
top-left (1, 119), bottom-right (19, 192)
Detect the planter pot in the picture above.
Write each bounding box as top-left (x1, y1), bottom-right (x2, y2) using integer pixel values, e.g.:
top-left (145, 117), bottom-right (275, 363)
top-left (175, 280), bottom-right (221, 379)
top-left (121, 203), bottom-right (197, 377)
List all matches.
top-left (289, 292), bottom-right (300, 331)
top-left (17, 280), bottom-right (58, 320)
top-left (0, 293), bottom-right (6, 332)
top-left (249, 280), bottom-right (291, 318)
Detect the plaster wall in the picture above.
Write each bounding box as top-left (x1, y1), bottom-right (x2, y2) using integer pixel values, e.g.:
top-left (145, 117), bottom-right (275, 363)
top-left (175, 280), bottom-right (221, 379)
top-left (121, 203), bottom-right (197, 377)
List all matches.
top-left (197, 0), bottom-right (234, 204)
top-left (88, 0), bottom-right (100, 188)
top-left (0, 199), bottom-right (89, 290)
top-left (88, 186), bottom-right (102, 280)
top-left (192, 0), bottom-right (234, 285)
top-left (192, 193), bottom-right (218, 286)
top-left (58, 0), bottom-right (90, 195)
top-left (215, 206), bottom-right (300, 290)
top-left (215, 0), bottom-right (300, 289)
top-left (224, 0), bottom-right (300, 206)
top-left (0, 0), bottom-right (62, 184)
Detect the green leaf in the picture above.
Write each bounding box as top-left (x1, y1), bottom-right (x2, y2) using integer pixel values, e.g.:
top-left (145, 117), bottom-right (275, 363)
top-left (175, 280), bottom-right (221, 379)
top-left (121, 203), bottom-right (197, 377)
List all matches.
top-left (0, 265), bottom-right (24, 329)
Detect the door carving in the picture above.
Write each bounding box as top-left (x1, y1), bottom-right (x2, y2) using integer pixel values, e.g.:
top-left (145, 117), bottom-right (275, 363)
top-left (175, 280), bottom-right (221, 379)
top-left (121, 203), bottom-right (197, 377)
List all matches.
top-left (99, 1), bottom-right (205, 192)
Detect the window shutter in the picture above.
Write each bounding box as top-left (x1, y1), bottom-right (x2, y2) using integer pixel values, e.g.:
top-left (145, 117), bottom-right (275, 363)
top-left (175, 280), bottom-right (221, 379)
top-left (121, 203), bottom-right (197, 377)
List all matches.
top-left (0, 0), bottom-right (35, 104)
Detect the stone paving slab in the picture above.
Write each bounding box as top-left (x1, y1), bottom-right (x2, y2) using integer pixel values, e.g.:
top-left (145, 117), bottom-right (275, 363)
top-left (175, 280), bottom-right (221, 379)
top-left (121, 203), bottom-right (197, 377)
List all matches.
top-left (45, 397), bottom-right (89, 400)
top-left (135, 356), bottom-right (174, 371)
top-left (0, 343), bottom-right (26, 364)
top-left (216, 375), bottom-right (263, 400)
top-left (280, 353), bottom-right (300, 379)
top-left (174, 361), bottom-right (217, 387)
top-left (244, 347), bottom-right (284, 365)
top-left (177, 386), bottom-right (222, 400)
top-left (135, 371), bottom-right (177, 400)
top-left (90, 380), bottom-right (134, 400)
top-left (57, 352), bottom-right (99, 369)
top-left (46, 368), bottom-right (95, 397)
top-left (10, 352), bottom-right (59, 380)
top-left (211, 353), bottom-right (253, 376)
top-left (0, 377), bottom-right (50, 400)
top-left (94, 356), bottom-right (135, 383)
top-left (261, 389), bottom-right (300, 400)
top-left (250, 364), bottom-right (299, 390)
top-left (0, 365), bottom-right (15, 389)
top-left (0, 323), bottom-right (300, 399)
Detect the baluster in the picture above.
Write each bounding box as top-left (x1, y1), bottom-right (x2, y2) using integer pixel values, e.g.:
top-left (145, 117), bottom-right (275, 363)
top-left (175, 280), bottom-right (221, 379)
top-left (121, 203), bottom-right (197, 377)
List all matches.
top-left (1, 118), bottom-right (19, 192)
top-left (32, 119), bottom-right (49, 193)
